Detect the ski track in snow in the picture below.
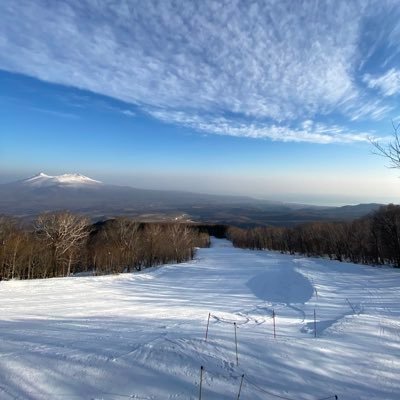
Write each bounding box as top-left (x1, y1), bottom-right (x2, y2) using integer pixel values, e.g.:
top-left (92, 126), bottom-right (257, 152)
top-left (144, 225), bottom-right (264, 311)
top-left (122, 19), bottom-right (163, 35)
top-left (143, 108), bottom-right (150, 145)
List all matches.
top-left (0, 238), bottom-right (400, 399)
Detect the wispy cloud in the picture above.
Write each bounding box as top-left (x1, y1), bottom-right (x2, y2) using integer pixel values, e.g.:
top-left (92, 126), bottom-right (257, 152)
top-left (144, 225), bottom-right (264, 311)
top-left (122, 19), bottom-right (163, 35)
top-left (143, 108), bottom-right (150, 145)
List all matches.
top-left (148, 109), bottom-right (373, 144)
top-left (120, 109), bottom-right (136, 118)
top-left (346, 99), bottom-right (394, 121)
top-left (363, 68), bottom-right (400, 96)
top-left (0, 0), bottom-right (398, 143)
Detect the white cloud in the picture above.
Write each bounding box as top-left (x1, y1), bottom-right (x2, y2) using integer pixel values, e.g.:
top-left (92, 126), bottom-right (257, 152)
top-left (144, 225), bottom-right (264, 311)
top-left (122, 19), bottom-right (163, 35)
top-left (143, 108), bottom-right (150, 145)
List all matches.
top-left (148, 109), bottom-right (372, 144)
top-left (347, 99), bottom-right (394, 121)
top-left (0, 0), bottom-right (396, 143)
top-left (363, 68), bottom-right (400, 96)
top-left (121, 110), bottom-right (136, 117)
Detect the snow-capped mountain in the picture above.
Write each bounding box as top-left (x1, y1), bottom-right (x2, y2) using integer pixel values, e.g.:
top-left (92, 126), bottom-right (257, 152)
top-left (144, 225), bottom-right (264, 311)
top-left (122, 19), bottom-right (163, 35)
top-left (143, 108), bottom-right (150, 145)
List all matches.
top-left (21, 172), bottom-right (102, 187)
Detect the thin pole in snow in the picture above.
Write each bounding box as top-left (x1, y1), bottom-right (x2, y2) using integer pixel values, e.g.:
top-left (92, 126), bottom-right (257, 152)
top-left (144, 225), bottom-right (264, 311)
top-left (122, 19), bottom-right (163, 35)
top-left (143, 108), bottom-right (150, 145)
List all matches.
top-left (205, 312), bottom-right (211, 341)
top-left (346, 298), bottom-right (357, 314)
top-left (236, 374), bottom-right (245, 400)
top-left (314, 309), bottom-right (317, 338)
top-left (272, 309), bottom-right (276, 339)
top-left (234, 322), bottom-right (239, 366)
top-left (199, 365), bottom-right (204, 400)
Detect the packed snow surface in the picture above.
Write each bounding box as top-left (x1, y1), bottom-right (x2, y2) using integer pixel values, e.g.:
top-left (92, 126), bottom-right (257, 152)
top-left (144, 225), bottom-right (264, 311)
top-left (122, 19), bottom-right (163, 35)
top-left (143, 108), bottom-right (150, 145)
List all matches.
top-left (21, 173), bottom-right (102, 186)
top-left (1, 238), bottom-right (400, 399)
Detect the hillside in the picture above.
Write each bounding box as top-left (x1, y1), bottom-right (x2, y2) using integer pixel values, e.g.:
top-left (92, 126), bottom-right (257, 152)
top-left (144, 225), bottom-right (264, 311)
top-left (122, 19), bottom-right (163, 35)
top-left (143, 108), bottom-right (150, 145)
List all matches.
top-left (0, 238), bottom-right (399, 399)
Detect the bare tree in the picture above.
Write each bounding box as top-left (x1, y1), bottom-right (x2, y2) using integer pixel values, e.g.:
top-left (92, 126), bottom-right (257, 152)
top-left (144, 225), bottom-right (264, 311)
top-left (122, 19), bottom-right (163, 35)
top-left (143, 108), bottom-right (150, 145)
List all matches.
top-left (104, 218), bottom-right (141, 272)
top-left (371, 121), bottom-right (400, 169)
top-left (35, 212), bottom-right (90, 277)
top-left (1, 216), bottom-right (209, 280)
top-left (143, 224), bottom-right (163, 266)
top-left (0, 217), bottom-right (22, 279)
top-left (167, 224), bottom-right (196, 262)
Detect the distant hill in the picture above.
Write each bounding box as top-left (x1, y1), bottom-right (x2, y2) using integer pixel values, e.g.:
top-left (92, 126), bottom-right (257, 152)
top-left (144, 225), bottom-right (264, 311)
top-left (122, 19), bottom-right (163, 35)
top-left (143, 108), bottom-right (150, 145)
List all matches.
top-left (0, 173), bottom-right (384, 226)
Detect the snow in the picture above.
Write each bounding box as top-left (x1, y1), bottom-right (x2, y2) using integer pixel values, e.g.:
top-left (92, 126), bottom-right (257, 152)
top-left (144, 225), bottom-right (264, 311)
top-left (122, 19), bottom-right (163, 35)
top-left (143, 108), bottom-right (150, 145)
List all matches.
top-left (1, 238), bottom-right (400, 399)
top-left (21, 173), bottom-right (102, 187)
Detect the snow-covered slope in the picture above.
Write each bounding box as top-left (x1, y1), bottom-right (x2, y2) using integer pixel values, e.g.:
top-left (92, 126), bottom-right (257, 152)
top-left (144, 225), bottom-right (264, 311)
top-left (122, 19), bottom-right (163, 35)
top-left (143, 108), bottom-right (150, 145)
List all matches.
top-left (21, 172), bottom-right (102, 187)
top-left (1, 239), bottom-right (399, 399)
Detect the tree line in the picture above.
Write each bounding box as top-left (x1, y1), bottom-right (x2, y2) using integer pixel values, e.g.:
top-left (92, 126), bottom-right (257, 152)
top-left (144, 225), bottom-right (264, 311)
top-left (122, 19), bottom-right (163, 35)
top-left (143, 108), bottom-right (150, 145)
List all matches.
top-left (228, 204), bottom-right (400, 267)
top-left (0, 212), bottom-right (210, 280)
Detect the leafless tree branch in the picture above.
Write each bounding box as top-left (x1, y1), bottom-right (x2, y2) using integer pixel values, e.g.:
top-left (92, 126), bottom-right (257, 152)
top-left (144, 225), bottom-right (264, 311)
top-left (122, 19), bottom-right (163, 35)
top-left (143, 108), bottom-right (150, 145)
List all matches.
top-left (370, 121), bottom-right (400, 169)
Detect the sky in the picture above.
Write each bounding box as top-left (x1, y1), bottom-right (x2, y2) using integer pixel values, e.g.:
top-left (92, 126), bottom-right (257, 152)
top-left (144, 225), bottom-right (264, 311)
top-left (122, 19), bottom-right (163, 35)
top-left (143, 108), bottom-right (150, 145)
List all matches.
top-left (1, 0), bottom-right (400, 205)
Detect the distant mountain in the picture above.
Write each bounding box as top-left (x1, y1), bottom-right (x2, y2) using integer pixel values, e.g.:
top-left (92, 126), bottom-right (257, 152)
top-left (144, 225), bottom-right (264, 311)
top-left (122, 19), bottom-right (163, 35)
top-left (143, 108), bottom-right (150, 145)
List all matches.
top-left (19, 173), bottom-right (102, 187)
top-left (0, 173), bottom-right (384, 226)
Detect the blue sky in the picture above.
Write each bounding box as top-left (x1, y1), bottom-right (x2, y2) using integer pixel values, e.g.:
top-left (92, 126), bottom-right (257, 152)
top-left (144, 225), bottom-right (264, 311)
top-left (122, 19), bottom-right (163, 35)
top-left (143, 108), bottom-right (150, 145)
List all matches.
top-left (1, 0), bottom-right (400, 205)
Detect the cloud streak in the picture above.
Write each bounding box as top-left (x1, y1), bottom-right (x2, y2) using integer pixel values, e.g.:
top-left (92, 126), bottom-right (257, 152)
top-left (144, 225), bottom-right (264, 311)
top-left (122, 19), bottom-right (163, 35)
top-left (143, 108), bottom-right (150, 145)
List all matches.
top-left (0, 0), bottom-right (399, 143)
top-left (148, 109), bottom-right (373, 144)
top-left (364, 69), bottom-right (400, 96)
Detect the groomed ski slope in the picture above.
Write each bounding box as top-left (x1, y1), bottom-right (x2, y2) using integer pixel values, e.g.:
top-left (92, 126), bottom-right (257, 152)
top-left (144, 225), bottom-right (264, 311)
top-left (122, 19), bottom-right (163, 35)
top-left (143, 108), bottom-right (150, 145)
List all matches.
top-left (1, 238), bottom-right (399, 400)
